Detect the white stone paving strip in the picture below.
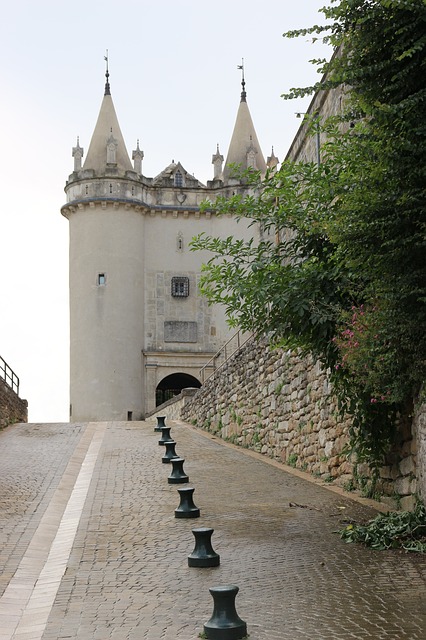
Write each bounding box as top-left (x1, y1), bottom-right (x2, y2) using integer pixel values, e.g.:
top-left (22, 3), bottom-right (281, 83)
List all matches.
top-left (0, 422), bottom-right (107, 640)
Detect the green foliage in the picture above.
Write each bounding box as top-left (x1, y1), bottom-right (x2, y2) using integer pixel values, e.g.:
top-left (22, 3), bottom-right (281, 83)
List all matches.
top-left (343, 478), bottom-right (356, 492)
top-left (287, 453), bottom-right (298, 467)
top-left (274, 379), bottom-right (286, 396)
top-left (251, 431), bottom-right (261, 445)
top-left (339, 501), bottom-right (426, 552)
top-left (190, 0), bottom-right (426, 471)
top-left (230, 407), bottom-right (243, 426)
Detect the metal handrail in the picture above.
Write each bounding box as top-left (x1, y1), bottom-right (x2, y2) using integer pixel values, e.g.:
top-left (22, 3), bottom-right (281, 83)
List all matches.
top-left (0, 356), bottom-right (20, 395)
top-left (200, 330), bottom-right (253, 383)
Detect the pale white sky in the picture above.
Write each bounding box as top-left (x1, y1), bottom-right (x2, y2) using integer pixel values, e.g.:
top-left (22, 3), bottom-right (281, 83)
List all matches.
top-left (0, 0), bottom-right (331, 422)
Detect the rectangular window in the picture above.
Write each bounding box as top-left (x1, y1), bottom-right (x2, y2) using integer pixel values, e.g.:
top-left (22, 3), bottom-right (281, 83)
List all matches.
top-left (171, 276), bottom-right (189, 297)
top-left (97, 273), bottom-right (106, 286)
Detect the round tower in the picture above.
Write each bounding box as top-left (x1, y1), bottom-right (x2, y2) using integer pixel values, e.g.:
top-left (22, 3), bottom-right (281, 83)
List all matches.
top-left (61, 66), bottom-right (146, 421)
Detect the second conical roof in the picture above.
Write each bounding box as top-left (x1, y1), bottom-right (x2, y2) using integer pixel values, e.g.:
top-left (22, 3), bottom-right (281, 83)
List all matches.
top-left (223, 94), bottom-right (266, 182)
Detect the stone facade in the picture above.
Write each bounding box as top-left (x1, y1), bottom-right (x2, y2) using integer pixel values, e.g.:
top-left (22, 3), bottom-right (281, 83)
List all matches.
top-left (286, 50), bottom-right (346, 165)
top-left (0, 379), bottom-right (27, 429)
top-left (180, 336), bottom-right (423, 509)
top-left (152, 52), bottom-right (425, 510)
top-left (62, 74), bottom-right (273, 421)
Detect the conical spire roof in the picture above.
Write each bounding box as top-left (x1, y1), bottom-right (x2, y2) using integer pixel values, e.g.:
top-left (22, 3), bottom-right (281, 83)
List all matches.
top-left (83, 72), bottom-right (132, 175)
top-left (223, 75), bottom-right (267, 183)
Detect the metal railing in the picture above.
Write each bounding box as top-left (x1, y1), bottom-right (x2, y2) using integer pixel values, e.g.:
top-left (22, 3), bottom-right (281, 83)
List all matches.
top-left (200, 330), bottom-right (253, 383)
top-left (0, 356), bottom-right (20, 395)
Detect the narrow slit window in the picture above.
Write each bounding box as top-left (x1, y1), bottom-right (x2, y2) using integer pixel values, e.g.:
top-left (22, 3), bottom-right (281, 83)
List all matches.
top-left (171, 276), bottom-right (189, 298)
top-left (97, 273), bottom-right (106, 286)
top-left (177, 232), bottom-right (184, 252)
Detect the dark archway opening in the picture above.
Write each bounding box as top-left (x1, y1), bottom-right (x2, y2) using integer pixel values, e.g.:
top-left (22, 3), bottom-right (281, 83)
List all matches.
top-left (155, 372), bottom-right (201, 406)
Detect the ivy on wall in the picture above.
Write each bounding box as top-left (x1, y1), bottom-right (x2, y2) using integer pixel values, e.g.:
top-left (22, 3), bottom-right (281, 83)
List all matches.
top-left (191, 1), bottom-right (426, 471)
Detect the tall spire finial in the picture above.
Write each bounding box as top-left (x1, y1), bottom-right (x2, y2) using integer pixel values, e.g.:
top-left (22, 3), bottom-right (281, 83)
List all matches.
top-left (237, 58), bottom-right (246, 102)
top-left (104, 50), bottom-right (111, 95)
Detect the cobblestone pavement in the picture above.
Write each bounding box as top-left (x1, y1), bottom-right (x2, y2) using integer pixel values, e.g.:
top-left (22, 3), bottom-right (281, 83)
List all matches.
top-left (0, 420), bottom-right (425, 640)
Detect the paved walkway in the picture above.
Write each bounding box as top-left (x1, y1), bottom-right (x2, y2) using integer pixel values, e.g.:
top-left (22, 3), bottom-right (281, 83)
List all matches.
top-left (0, 420), bottom-right (425, 640)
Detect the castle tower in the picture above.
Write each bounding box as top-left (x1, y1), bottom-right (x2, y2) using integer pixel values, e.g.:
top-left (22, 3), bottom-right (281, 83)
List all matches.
top-left (62, 62), bottom-right (269, 421)
top-left (62, 66), bottom-right (146, 421)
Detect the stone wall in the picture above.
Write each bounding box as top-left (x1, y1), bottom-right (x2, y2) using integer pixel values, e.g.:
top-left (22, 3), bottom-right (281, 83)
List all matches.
top-left (286, 66), bottom-right (346, 165)
top-left (181, 336), bottom-right (423, 510)
top-left (158, 59), bottom-right (426, 510)
top-left (413, 398), bottom-right (426, 503)
top-left (0, 379), bottom-right (28, 429)
top-left (146, 388), bottom-right (198, 423)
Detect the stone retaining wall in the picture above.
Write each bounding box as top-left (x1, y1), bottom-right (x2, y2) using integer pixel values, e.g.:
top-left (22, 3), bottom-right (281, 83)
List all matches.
top-left (413, 399), bottom-right (426, 503)
top-left (0, 379), bottom-right (28, 429)
top-left (146, 388), bottom-right (198, 423)
top-left (174, 58), bottom-right (426, 509)
top-left (181, 336), bottom-right (423, 510)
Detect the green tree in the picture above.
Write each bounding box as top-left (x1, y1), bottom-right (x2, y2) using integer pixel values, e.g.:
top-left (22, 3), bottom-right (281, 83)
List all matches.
top-left (191, 0), bottom-right (426, 470)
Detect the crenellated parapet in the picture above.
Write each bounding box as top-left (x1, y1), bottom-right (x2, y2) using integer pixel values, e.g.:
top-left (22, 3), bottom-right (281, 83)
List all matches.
top-left (63, 167), bottom-right (234, 216)
top-left (61, 197), bottom-right (224, 220)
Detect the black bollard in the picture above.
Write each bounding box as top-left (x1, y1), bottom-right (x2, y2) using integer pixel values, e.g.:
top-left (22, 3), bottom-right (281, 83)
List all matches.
top-left (203, 585), bottom-right (247, 640)
top-left (155, 415), bottom-right (166, 432)
top-left (188, 527), bottom-right (220, 566)
top-left (168, 457), bottom-right (189, 484)
top-left (162, 439), bottom-right (179, 463)
top-left (158, 426), bottom-right (172, 445)
top-left (175, 487), bottom-right (200, 519)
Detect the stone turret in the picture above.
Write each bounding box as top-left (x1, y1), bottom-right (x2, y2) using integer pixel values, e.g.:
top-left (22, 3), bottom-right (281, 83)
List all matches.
top-left (72, 137), bottom-right (84, 172)
top-left (267, 147), bottom-right (279, 172)
top-left (62, 67), bottom-right (146, 422)
top-left (212, 144), bottom-right (224, 181)
top-left (64, 71), bottom-right (142, 206)
top-left (132, 140), bottom-right (144, 175)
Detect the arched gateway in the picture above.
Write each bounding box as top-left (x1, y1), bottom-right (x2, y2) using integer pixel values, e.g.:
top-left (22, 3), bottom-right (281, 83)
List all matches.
top-left (155, 373), bottom-right (201, 406)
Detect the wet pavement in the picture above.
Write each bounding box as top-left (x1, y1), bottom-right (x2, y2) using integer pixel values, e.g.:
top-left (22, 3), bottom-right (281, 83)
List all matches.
top-left (0, 419), bottom-right (425, 639)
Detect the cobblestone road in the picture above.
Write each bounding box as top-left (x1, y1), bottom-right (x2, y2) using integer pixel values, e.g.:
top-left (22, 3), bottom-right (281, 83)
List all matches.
top-left (0, 420), bottom-right (425, 639)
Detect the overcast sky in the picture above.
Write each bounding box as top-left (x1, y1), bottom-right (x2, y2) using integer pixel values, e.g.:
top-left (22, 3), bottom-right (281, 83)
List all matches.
top-left (0, 0), bottom-right (331, 423)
